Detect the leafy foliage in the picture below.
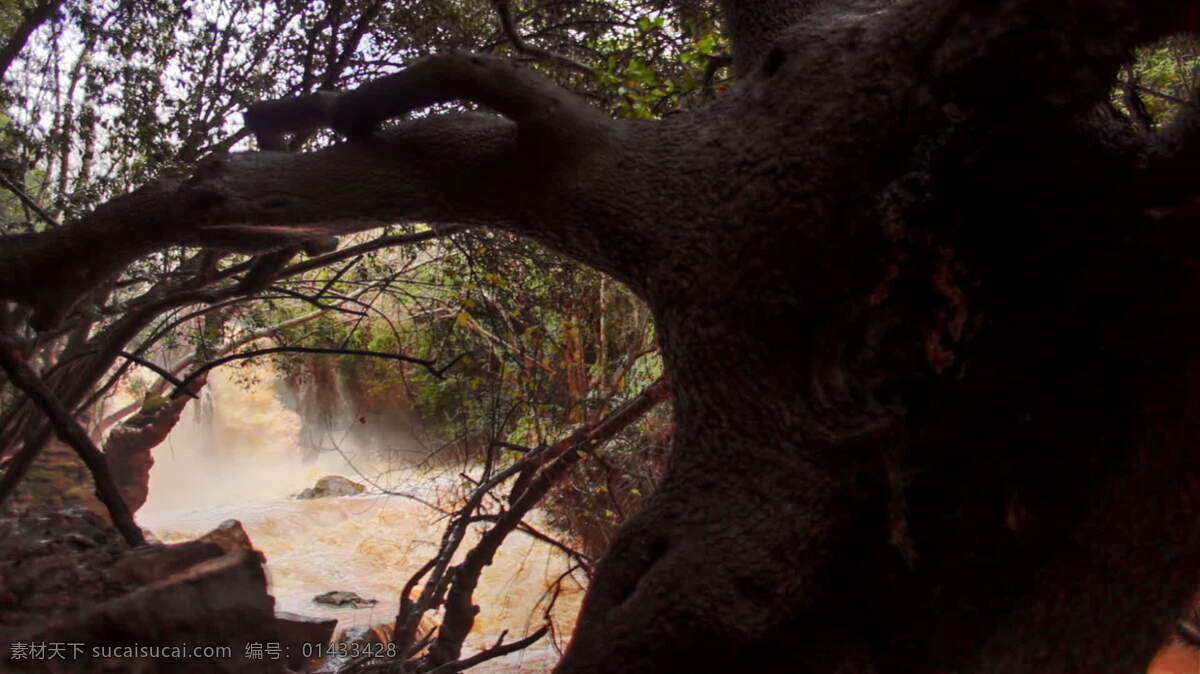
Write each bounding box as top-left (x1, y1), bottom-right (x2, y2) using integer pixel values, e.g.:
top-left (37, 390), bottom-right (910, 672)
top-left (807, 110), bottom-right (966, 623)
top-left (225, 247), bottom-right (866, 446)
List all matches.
top-left (0, 0), bottom-right (715, 569)
top-left (1111, 35), bottom-right (1200, 130)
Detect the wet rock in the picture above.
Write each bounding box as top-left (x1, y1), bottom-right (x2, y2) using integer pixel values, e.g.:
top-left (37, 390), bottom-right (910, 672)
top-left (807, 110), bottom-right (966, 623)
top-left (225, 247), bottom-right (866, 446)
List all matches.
top-left (0, 508), bottom-right (126, 629)
top-left (336, 622), bottom-right (393, 645)
top-left (106, 540), bottom-right (226, 586)
top-left (334, 616), bottom-right (437, 651)
top-left (313, 590), bottom-right (378, 608)
top-left (198, 519), bottom-right (260, 558)
top-left (277, 611), bottom-right (337, 671)
top-left (0, 509), bottom-right (281, 672)
top-left (108, 520), bottom-right (260, 586)
top-left (295, 475), bottom-right (366, 499)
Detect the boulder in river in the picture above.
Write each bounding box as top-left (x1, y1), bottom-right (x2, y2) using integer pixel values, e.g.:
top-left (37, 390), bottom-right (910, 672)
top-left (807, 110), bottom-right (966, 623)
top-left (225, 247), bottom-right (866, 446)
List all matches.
top-left (313, 590), bottom-right (378, 608)
top-left (295, 475), bottom-right (366, 499)
top-left (197, 518), bottom-right (261, 558)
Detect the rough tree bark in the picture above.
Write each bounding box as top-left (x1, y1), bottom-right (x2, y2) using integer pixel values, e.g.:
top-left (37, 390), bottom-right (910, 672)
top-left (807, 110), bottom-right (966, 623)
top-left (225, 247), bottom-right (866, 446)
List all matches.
top-left (3, 1), bottom-right (1200, 672)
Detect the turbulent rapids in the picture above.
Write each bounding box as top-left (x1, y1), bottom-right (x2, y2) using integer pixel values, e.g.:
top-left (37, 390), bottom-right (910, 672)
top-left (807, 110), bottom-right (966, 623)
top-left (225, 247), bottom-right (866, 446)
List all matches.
top-left (135, 364), bottom-right (584, 673)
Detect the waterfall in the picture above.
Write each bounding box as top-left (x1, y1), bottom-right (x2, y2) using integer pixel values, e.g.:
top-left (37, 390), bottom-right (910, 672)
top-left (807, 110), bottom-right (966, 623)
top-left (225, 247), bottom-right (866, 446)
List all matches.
top-left (137, 360), bottom-right (583, 672)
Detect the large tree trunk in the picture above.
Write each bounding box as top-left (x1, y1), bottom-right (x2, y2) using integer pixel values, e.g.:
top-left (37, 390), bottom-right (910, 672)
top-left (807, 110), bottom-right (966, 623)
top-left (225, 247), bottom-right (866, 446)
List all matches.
top-left (3, 0), bottom-right (1200, 672)
top-left (553, 2), bottom-right (1200, 671)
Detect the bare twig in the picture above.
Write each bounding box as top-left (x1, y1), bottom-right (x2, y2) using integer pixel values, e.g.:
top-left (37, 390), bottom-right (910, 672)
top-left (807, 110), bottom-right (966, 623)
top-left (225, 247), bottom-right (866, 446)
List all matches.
top-left (492, 0), bottom-right (594, 77)
top-left (1121, 81), bottom-right (1200, 110)
top-left (420, 378), bottom-right (670, 667)
top-left (172, 345), bottom-right (449, 397)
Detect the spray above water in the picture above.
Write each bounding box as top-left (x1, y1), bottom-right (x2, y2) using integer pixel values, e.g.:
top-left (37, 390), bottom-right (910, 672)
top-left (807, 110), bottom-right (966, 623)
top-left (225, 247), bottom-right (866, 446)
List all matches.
top-left (137, 362), bottom-right (584, 672)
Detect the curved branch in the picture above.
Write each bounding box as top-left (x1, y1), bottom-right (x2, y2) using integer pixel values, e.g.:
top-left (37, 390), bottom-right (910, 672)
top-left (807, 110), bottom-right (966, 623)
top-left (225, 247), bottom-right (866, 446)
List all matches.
top-left (183, 113), bottom-right (655, 286)
top-left (0, 55), bottom-right (660, 332)
top-left (249, 51), bottom-right (612, 160)
top-left (116, 351), bottom-right (192, 397)
top-left (0, 0), bottom-right (64, 80)
top-left (171, 345), bottom-right (450, 397)
top-left (0, 180), bottom-right (189, 329)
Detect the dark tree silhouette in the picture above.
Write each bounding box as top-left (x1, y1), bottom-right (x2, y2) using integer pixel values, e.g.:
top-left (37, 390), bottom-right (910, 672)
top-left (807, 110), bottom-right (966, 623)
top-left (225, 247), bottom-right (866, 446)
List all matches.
top-left (3, 1), bottom-right (1200, 672)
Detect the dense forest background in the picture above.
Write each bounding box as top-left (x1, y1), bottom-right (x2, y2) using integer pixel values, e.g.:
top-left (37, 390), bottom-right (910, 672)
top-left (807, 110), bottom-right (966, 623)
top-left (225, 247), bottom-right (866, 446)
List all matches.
top-left (0, 0), bottom-right (701, 541)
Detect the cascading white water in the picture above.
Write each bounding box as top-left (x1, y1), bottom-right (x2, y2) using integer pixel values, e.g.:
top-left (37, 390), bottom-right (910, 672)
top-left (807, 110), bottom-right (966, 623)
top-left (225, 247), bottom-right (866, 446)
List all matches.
top-left (137, 362), bottom-right (584, 672)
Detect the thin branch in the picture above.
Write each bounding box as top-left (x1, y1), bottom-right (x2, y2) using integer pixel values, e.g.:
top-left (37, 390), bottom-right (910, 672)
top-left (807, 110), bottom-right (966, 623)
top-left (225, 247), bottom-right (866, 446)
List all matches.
top-left (323, 0), bottom-right (386, 89)
top-left (95, 309), bottom-right (328, 436)
top-left (314, 255), bottom-right (363, 301)
top-left (0, 334), bottom-right (145, 546)
top-left (0, 172), bottom-right (60, 228)
top-left (394, 455), bottom-right (533, 655)
top-left (1179, 617), bottom-right (1200, 646)
top-left (269, 284), bottom-right (369, 315)
top-left (492, 0), bottom-right (594, 77)
top-left (116, 351), bottom-right (193, 397)
top-left (1123, 81), bottom-right (1200, 110)
top-left (491, 440), bottom-right (534, 454)
top-left (423, 378), bottom-right (670, 666)
top-left (702, 53), bottom-right (734, 102)
top-left (172, 345), bottom-right (449, 397)
top-left (469, 512), bottom-right (593, 568)
top-left (277, 226), bottom-right (472, 281)
top-left (422, 624), bottom-right (550, 674)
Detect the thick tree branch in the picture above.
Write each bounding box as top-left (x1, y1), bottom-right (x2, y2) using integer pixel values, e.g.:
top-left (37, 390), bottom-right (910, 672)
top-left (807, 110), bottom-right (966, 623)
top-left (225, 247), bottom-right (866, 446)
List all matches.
top-left (0, 0), bottom-right (64, 80)
top-left (185, 113), bottom-right (657, 286)
top-left (2, 47), bottom-right (680, 332)
top-left (329, 51), bottom-right (612, 156)
top-left (0, 181), bottom-right (188, 330)
top-left (0, 113), bottom-right (656, 331)
top-left (0, 172), bottom-right (60, 228)
top-left (719, 0), bottom-right (904, 77)
top-left (0, 334), bottom-right (146, 546)
top-left (247, 51), bottom-right (612, 158)
top-left (927, 0), bottom-right (1200, 121)
top-left (718, 0), bottom-right (815, 77)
